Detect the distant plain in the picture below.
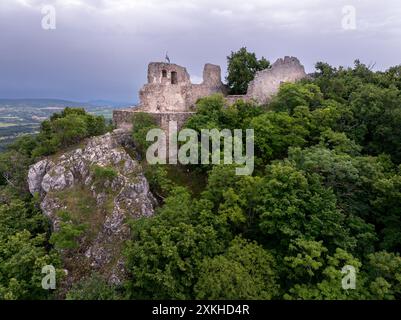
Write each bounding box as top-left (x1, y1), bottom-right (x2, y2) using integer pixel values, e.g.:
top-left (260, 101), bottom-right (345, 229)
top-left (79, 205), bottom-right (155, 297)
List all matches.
top-left (0, 99), bottom-right (131, 151)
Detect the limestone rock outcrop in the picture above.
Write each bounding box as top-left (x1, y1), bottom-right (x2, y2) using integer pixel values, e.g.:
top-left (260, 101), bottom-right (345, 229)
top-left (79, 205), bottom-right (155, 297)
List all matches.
top-left (28, 129), bottom-right (156, 286)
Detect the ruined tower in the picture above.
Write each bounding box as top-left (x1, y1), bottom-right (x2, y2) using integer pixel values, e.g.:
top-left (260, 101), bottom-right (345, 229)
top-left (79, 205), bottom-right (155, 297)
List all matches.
top-left (112, 57), bottom-right (307, 130)
top-left (138, 62), bottom-right (227, 113)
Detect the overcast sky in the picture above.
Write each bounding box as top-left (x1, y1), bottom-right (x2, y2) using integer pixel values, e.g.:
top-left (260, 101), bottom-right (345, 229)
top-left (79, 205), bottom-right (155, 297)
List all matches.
top-left (0, 0), bottom-right (400, 102)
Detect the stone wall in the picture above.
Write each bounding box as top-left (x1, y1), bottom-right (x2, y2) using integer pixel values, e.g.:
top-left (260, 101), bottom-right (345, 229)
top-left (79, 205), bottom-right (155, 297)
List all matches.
top-left (138, 62), bottom-right (227, 113)
top-left (113, 108), bottom-right (136, 130)
top-left (224, 95), bottom-right (252, 106)
top-left (147, 62), bottom-right (191, 85)
top-left (246, 56), bottom-right (306, 104)
top-left (113, 108), bottom-right (194, 132)
top-left (113, 57), bottom-right (307, 131)
top-left (143, 112), bottom-right (195, 133)
top-left (222, 56), bottom-right (307, 106)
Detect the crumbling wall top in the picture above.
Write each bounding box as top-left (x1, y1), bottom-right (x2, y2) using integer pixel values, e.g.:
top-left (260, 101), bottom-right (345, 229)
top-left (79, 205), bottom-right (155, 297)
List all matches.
top-left (114, 56), bottom-right (308, 129)
top-left (202, 63), bottom-right (223, 87)
top-left (246, 56), bottom-right (307, 104)
top-left (271, 56), bottom-right (303, 68)
top-left (147, 62), bottom-right (191, 85)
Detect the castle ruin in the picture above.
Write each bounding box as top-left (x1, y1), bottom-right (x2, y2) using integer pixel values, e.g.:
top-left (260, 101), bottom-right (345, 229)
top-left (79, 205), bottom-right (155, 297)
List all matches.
top-left (113, 56), bottom-right (307, 130)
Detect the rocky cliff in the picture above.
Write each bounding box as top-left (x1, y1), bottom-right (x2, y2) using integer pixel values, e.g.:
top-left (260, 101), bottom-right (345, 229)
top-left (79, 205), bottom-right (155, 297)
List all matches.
top-left (27, 129), bottom-right (156, 288)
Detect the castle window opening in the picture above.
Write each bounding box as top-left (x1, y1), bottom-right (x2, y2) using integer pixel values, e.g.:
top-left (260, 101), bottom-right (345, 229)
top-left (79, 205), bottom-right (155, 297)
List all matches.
top-left (162, 70), bottom-right (167, 78)
top-left (171, 71), bottom-right (178, 84)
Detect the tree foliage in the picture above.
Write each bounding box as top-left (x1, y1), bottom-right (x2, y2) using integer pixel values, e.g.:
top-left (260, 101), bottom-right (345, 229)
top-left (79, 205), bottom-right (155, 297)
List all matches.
top-left (0, 107), bottom-right (109, 299)
top-left (123, 58), bottom-right (401, 300)
top-left (226, 47), bottom-right (270, 95)
top-left (131, 112), bottom-right (159, 157)
top-left (3, 56), bottom-right (401, 300)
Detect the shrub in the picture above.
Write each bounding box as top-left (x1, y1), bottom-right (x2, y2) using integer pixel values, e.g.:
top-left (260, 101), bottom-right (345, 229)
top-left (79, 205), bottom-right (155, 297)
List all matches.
top-left (66, 273), bottom-right (121, 300)
top-left (49, 211), bottom-right (87, 250)
top-left (91, 165), bottom-right (118, 184)
top-left (132, 112), bottom-right (159, 156)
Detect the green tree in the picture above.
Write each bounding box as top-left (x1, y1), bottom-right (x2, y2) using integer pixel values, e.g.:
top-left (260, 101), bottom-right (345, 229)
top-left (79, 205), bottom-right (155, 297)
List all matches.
top-left (131, 112), bottom-right (159, 157)
top-left (366, 251), bottom-right (401, 299)
top-left (283, 240), bottom-right (367, 300)
top-left (251, 111), bottom-right (309, 166)
top-left (270, 83), bottom-right (323, 114)
top-left (125, 187), bottom-right (223, 299)
top-left (0, 230), bottom-right (61, 300)
top-left (195, 237), bottom-right (279, 299)
top-left (66, 273), bottom-right (121, 300)
top-left (371, 173), bottom-right (401, 251)
top-left (51, 114), bottom-right (88, 148)
top-left (347, 84), bottom-right (401, 163)
top-left (256, 162), bottom-right (352, 252)
top-left (31, 107), bottom-right (108, 158)
top-left (49, 211), bottom-right (87, 250)
top-left (0, 199), bottom-right (47, 238)
top-left (226, 47), bottom-right (270, 95)
top-left (0, 151), bottom-right (31, 197)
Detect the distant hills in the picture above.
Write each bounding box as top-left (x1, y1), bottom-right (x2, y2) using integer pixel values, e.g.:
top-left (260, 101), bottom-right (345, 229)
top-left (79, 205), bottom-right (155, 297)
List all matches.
top-left (86, 100), bottom-right (133, 108)
top-left (0, 98), bottom-right (133, 108)
top-left (0, 98), bottom-right (134, 151)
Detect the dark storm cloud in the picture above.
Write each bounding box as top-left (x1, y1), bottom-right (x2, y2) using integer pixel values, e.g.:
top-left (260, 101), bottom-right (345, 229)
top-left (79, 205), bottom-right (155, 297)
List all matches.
top-left (0, 0), bottom-right (400, 102)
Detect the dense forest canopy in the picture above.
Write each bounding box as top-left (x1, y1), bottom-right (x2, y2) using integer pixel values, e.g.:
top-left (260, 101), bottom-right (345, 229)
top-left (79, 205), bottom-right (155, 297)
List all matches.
top-left (1, 49), bottom-right (401, 299)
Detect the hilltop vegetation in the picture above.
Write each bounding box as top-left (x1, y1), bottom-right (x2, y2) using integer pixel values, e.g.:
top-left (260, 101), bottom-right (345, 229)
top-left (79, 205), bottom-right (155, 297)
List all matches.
top-left (0, 99), bottom-right (120, 152)
top-left (124, 58), bottom-right (401, 300)
top-left (1, 49), bottom-right (401, 299)
top-left (0, 108), bottom-right (110, 299)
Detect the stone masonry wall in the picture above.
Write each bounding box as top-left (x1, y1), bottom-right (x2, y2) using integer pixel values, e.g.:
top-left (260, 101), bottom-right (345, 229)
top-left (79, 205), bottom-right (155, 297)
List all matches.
top-left (113, 108), bottom-right (194, 132)
top-left (223, 56), bottom-right (307, 105)
top-left (246, 56), bottom-right (307, 104)
top-left (139, 62), bottom-right (227, 113)
top-left (113, 57), bottom-right (307, 131)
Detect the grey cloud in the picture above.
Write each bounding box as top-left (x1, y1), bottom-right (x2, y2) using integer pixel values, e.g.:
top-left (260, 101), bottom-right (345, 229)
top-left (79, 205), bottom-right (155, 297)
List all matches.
top-left (0, 0), bottom-right (400, 101)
